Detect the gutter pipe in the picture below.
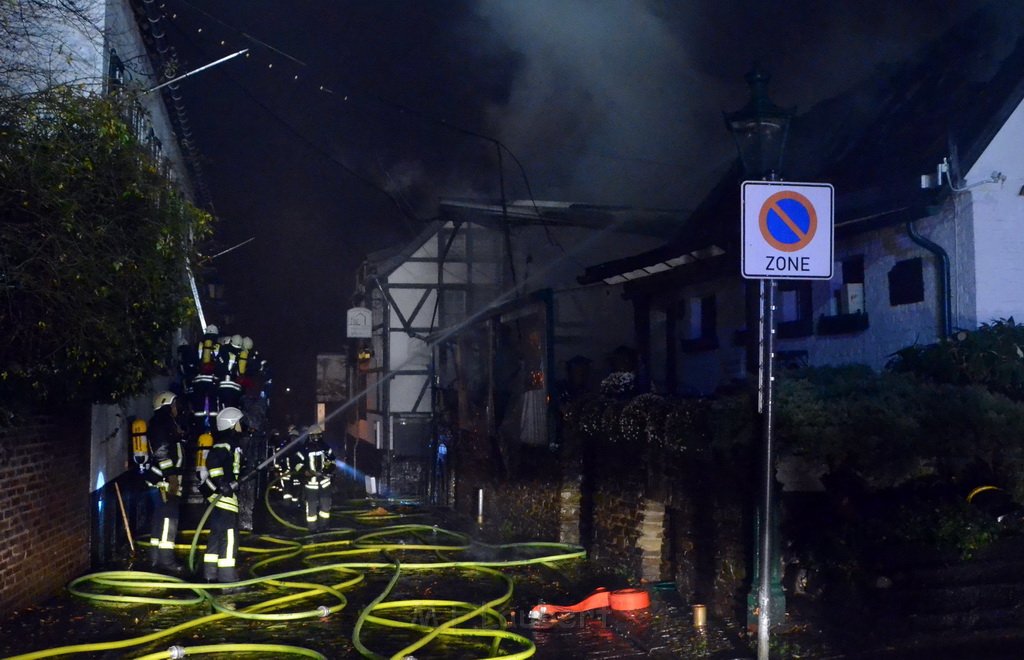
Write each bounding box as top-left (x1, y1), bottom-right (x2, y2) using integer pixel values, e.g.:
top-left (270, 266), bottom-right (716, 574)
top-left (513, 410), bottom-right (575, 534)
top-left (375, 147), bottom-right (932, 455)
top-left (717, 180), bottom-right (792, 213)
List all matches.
top-left (906, 218), bottom-right (952, 339)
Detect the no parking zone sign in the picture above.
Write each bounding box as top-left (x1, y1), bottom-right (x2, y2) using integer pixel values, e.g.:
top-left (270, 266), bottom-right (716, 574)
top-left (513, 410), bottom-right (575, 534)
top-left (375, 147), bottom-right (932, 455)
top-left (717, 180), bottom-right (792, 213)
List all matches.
top-left (741, 181), bottom-right (834, 280)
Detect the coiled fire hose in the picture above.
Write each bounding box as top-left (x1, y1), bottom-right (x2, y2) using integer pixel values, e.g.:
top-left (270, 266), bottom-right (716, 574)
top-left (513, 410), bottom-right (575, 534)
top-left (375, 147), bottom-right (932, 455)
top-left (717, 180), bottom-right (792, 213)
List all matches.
top-left (4, 486), bottom-right (587, 660)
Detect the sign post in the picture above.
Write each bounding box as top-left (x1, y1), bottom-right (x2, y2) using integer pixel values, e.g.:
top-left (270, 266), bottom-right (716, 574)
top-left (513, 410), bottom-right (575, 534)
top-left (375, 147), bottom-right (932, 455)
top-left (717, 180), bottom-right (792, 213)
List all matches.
top-left (741, 181), bottom-right (833, 650)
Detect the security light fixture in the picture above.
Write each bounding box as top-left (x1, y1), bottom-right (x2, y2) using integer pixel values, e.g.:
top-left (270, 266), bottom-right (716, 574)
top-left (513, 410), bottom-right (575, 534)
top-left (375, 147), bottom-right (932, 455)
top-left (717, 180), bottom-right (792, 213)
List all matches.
top-left (724, 67), bottom-right (795, 181)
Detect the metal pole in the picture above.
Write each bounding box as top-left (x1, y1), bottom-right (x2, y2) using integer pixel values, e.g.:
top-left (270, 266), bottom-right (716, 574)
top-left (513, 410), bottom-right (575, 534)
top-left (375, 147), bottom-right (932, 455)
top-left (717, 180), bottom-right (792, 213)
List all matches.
top-left (757, 277), bottom-right (777, 660)
top-left (185, 261), bottom-right (207, 331)
top-left (144, 49), bottom-right (249, 95)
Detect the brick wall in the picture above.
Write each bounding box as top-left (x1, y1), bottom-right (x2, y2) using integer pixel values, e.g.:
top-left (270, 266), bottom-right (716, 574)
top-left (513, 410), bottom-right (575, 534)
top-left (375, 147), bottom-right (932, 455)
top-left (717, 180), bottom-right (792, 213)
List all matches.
top-left (453, 432), bottom-right (561, 542)
top-left (589, 443), bottom-right (646, 572)
top-left (664, 455), bottom-right (754, 619)
top-left (0, 414), bottom-right (91, 614)
top-left (450, 421), bottom-right (755, 620)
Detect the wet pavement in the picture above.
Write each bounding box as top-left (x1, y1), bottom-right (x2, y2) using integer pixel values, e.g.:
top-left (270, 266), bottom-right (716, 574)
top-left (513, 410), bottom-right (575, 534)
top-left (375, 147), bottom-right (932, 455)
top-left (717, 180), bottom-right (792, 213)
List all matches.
top-left (14, 493), bottom-right (1024, 659)
top-left (0, 497), bottom-right (767, 660)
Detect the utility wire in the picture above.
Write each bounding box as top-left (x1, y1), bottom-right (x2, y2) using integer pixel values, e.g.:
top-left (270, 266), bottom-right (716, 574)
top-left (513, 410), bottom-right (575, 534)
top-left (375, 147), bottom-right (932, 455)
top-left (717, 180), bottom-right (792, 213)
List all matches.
top-left (163, 19), bottom-right (422, 234)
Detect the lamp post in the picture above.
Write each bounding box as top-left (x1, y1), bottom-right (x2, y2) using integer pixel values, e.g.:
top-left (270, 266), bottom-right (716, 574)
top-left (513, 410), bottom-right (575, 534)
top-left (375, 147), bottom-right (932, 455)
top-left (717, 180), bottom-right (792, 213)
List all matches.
top-left (724, 66), bottom-right (794, 660)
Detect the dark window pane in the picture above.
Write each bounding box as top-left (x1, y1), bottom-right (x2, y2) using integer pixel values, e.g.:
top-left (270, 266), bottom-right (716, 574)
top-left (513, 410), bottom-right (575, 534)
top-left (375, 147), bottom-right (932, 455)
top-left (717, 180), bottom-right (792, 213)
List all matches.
top-left (842, 255), bottom-right (865, 284)
top-left (888, 257), bottom-right (924, 306)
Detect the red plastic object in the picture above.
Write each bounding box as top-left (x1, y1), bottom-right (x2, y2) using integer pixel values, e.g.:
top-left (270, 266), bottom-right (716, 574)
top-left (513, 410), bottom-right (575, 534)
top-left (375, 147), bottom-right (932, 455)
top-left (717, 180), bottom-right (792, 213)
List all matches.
top-left (529, 587), bottom-right (650, 620)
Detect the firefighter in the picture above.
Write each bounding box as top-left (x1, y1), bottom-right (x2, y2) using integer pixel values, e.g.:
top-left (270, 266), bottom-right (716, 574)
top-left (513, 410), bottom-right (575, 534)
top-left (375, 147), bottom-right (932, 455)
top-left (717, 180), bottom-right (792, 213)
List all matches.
top-left (190, 324), bottom-right (220, 432)
top-left (238, 336), bottom-right (259, 395)
top-left (270, 427), bottom-right (297, 505)
top-left (142, 391), bottom-right (186, 574)
top-left (202, 406), bottom-right (245, 583)
top-left (297, 424), bottom-right (335, 532)
top-left (282, 425), bottom-right (303, 507)
top-left (216, 334), bottom-right (244, 410)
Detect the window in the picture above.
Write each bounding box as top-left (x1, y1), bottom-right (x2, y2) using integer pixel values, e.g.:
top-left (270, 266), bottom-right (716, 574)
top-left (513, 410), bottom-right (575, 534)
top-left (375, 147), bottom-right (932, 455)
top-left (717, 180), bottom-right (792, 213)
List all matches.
top-left (777, 281), bottom-right (813, 338)
top-left (888, 258), bottom-right (924, 306)
top-left (819, 254), bottom-right (869, 335)
top-left (843, 255), bottom-right (865, 285)
top-left (833, 255), bottom-right (865, 315)
top-left (681, 295), bottom-right (718, 352)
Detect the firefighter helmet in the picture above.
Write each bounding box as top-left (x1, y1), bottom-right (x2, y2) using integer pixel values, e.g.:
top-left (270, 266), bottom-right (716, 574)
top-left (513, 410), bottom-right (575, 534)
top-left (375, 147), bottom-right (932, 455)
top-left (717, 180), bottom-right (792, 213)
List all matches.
top-left (216, 407), bottom-right (244, 432)
top-left (153, 391), bottom-right (177, 411)
top-left (230, 334), bottom-right (243, 349)
top-left (242, 336), bottom-right (254, 350)
top-left (308, 423), bottom-right (323, 435)
top-left (205, 324), bottom-right (219, 336)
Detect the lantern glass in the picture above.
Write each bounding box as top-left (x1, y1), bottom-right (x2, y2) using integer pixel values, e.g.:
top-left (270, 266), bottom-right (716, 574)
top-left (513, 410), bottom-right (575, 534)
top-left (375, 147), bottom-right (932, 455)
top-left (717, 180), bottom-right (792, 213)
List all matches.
top-left (724, 68), bottom-right (793, 179)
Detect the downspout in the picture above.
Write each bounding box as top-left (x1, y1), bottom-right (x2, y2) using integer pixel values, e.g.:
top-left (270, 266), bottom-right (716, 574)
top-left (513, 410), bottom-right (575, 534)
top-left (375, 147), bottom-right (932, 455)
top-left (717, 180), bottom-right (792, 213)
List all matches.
top-left (906, 219), bottom-right (952, 339)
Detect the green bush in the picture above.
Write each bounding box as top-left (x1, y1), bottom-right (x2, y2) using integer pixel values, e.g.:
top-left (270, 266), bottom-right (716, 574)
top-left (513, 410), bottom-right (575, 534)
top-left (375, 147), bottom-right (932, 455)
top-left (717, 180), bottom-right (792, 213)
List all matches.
top-left (0, 89), bottom-right (212, 417)
top-left (889, 318), bottom-right (1024, 401)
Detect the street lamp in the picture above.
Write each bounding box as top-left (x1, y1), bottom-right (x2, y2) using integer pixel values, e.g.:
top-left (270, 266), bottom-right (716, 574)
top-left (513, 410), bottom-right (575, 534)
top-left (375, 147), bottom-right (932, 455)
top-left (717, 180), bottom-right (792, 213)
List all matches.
top-left (724, 66), bottom-right (793, 660)
top-left (724, 67), bottom-right (793, 181)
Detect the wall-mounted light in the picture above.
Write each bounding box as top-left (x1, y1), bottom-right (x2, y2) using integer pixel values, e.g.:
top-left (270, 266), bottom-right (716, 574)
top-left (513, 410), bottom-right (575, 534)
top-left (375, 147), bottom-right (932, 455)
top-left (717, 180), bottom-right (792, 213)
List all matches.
top-left (923, 157), bottom-right (1005, 191)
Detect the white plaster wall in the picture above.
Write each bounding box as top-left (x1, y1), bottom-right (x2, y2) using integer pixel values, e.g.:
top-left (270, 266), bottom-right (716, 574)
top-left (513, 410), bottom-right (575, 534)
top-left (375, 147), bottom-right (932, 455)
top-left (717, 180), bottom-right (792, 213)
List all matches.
top-left (386, 331), bottom-right (430, 370)
top-left (104, 0), bottom-right (193, 197)
top-left (391, 261), bottom-right (439, 284)
top-left (966, 96), bottom-right (1024, 324)
top-left (389, 374), bottom-right (429, 413)
top-left (88, 3), bottom-right (196, 491)
top-left (667, 208), bottom-right (964, 392)
top-left (5, 0), bottom-right (104, 93)
top-left (388, 287), bottom-right (438, 327)
top-left (795, 214), bottom-right (953, 369)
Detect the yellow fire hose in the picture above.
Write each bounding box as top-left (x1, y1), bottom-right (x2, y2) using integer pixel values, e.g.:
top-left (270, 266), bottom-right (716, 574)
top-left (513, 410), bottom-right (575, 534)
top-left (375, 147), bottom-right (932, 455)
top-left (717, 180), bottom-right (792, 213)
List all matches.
top-left (4, 482), bottom-right (587, 660)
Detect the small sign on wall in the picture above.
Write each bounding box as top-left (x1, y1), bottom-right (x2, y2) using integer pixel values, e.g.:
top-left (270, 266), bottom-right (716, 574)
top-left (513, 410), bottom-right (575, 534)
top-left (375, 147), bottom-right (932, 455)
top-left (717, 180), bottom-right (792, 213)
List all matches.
top-left (346, 307), bottom-right (372, 338)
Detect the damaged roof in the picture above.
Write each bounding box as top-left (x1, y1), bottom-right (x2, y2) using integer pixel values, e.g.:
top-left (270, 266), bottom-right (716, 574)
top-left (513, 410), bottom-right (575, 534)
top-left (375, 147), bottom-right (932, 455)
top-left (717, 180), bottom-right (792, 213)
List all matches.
top-left (580, 1), bottom-right (1024, 286)
top-left (439, 198), bottom-right (684, 239)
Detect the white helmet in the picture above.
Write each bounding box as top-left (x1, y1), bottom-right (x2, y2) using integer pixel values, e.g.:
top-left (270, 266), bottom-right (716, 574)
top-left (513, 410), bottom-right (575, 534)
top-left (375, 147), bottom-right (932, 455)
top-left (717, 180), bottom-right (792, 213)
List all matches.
top-left (242, 336), bottom-right (254, 350)
top-left (216, 407), bottom-right (244, 432)
top-left (153, 391), bottom-right (176, 410)
top-left (308, 423), bottom-right (323, 435)
top-left (230, 334), bottom-right (243, 349)
top-left (205, 325), bottom-right (219, 335)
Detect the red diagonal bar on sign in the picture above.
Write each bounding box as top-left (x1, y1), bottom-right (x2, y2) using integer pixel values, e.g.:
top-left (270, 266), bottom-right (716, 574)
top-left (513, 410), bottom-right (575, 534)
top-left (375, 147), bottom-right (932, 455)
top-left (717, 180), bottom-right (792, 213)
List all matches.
top-left (769, 201), bottom-right (806, 241)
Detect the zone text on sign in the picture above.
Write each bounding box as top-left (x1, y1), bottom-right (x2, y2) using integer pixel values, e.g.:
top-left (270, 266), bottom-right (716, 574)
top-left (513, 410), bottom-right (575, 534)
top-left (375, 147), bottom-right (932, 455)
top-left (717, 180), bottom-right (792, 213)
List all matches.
top-left (764, 255), bottom-right (811, 272)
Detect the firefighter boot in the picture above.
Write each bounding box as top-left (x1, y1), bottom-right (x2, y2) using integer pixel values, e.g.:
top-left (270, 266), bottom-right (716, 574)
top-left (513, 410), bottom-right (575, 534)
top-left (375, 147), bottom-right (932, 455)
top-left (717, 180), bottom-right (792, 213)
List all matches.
top-left (217, 565), bottom-right (243, 593)
top-left (202, 555), bottom-right (218, 582)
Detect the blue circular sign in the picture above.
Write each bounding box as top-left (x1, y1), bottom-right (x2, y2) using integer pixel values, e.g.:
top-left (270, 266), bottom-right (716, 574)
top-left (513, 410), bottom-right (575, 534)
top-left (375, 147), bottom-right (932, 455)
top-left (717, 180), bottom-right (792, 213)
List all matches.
top-left (759, 191), bottom-right (818, 252)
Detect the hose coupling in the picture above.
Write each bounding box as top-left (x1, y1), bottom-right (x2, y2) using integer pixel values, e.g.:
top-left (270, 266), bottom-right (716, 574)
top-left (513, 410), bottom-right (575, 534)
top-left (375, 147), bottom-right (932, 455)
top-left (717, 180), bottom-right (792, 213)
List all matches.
top-left (168, 645), bottom-right (186, 659)
top-left (318, 605), bottom-right (331, 618)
